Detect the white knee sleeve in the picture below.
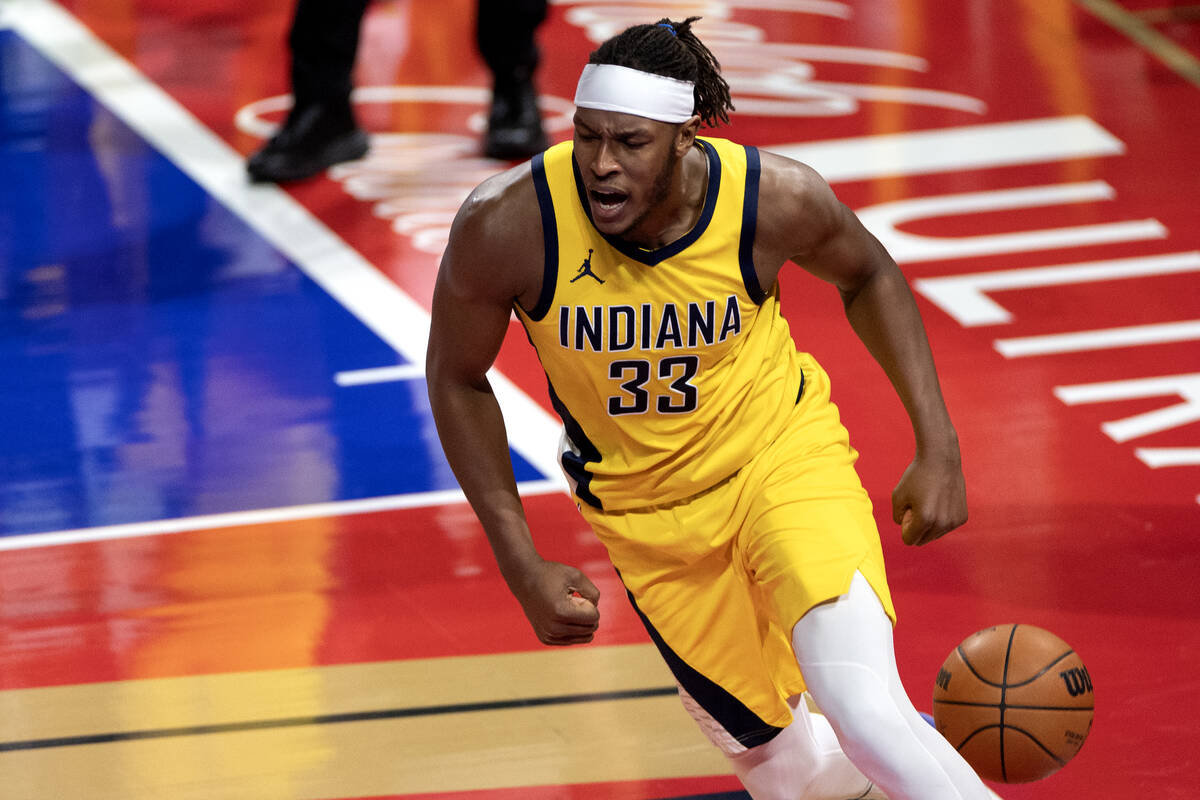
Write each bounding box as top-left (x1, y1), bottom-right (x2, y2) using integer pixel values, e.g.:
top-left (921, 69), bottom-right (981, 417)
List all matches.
top-left (791, 572), bottom-right (991, 800)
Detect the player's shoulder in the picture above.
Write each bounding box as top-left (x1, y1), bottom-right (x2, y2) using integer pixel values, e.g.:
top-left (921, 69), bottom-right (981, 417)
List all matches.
top-left (451, 160), bottom-right (542, 252)
top-left (441, 159), bottom-right (545, 304)
top-left (756, 149), bottom-right (836, 208)
top-left (753, 148), bottom-right (844, 251)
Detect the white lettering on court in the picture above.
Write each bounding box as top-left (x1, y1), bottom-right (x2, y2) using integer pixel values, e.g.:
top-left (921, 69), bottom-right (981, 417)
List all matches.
top-left (767, 116), bottom-right (1124, 184)
top-left (855, 182), bottom-right (1165, 265)
top-left (912, 252), bottom-right (1200, 327)
top-left (1053, 373), bottom-right (1200, 443)
top-left (994, 319), bottom-right (1200, 358)
top-left (1134, 448), bottom-right (1200, 468)
top-left (560, 1), bottom-right (987, 117)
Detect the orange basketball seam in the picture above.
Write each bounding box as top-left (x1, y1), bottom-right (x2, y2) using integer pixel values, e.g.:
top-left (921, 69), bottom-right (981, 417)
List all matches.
top-left (1002, 649), bottom-right (1076, 688)
top-left (1000, 623), bottom-right (1018, 781)
top-left (1003, 725), bottom-right (1069, 767)
top-left (934, 699), bottom-right (1095, 712)
top-left (954, 642), bottom-right (1005, 687)
top-left (955, 723), bottom-right (1002, 751)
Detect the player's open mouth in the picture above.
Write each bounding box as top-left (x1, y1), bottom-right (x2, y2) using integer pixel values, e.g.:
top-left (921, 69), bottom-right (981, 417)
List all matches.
top-left (589, 189), bottom-right (628, 221)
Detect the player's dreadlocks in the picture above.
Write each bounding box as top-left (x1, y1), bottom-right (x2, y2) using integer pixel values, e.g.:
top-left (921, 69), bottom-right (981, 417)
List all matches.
top-left (588, 17), bottom-right (734, 127)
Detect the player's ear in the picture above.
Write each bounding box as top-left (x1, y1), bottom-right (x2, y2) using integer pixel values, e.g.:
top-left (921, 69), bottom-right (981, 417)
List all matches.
top-left (674, 114), bottom-right (701, 156)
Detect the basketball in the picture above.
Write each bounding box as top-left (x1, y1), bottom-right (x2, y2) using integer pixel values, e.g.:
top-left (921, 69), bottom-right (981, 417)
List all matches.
top-left (931, 624), bottom-right (1094, 783)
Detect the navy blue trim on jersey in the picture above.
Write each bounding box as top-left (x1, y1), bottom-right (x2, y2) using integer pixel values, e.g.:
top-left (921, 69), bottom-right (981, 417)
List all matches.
top-left (524, 152), bottom-right (558, 322)
top-left (738, 145), bottom-right (766, 304)
top-left (546, 380), bottom-right (603, 509)
top-left (571, 139), bottom-right (722, 267)
top-left (620, 580), bottom-right (785, 749)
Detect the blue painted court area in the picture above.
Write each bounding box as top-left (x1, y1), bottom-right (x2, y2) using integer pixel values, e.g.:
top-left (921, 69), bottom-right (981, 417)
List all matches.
top-left (0, 30), bottom-right (540, 537)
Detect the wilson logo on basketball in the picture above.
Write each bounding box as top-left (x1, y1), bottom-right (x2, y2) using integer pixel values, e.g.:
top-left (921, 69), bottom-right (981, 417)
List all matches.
top-left (1059, 666), bottom-right (1094, 697)
top-left (935, 667), bottom-right (952, 691)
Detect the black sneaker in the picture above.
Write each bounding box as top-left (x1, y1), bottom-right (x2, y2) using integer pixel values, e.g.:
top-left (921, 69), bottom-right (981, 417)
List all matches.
top-left (247, 103), bottom-right (369, 183)
top-left (483, 73), bottom-right (548, 161)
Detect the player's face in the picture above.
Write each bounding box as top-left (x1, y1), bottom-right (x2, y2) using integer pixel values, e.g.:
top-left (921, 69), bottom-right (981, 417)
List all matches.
top-left (572, 108), bottom-right (690, 241)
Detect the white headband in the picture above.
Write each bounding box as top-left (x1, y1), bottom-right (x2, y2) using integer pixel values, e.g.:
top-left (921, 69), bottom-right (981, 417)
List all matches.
top-left (574, 63), bottom-right (696, 124)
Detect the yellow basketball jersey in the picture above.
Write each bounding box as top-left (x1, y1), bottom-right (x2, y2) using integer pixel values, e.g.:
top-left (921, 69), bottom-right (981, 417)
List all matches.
top-left (515, 137), bottom-right (804, 510)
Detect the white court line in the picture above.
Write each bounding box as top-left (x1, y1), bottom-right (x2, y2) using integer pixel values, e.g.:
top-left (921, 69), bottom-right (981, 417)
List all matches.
top-left (335, 364), bottom-right (426, 386)
top-left (0, 480), bottom-right (565, 551)
top-left (5, 0), bottom-right (568, 546)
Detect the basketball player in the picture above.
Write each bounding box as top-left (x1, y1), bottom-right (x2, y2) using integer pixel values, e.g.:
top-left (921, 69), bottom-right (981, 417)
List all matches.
top-left (427, 17), bottom-right (991, 800)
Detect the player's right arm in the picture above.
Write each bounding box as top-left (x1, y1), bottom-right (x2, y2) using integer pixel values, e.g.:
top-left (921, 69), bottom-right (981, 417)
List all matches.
top-left (426, 167), bottom-right (600, 646)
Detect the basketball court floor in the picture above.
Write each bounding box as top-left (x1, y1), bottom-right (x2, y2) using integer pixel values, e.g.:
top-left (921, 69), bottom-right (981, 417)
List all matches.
top-left (1, 0), bottom-right (1197, 797)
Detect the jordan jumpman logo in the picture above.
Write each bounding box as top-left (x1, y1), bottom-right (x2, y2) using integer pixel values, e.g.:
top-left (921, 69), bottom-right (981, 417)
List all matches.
top-left (570, 249), bottom-right (604, 284)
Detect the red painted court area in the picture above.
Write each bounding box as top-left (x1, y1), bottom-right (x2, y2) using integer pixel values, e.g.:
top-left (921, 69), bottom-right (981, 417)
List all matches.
top-left (2, 1), bottom-right (1198, 798)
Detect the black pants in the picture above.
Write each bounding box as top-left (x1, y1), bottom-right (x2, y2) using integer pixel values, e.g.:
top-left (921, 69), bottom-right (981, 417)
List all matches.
top-left (287, 0), bottom-right (548, 111)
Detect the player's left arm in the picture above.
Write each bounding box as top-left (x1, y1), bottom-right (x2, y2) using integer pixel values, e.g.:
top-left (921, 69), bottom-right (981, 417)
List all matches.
top-left (757, 151), bottom-right (966, 546)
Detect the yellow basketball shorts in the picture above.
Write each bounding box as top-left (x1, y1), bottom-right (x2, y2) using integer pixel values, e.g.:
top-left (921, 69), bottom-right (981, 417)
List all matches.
top-left (578, 353), bottom-right (896, 750)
